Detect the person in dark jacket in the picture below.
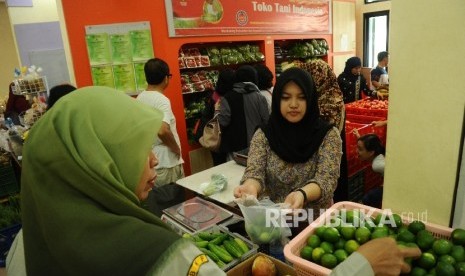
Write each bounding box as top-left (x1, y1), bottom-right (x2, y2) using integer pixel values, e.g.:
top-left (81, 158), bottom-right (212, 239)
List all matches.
top-left (216, 65), bottom-right (269, 158)
top-left (4, 82), bottom-right (30, 125)
top-left (337, 57), bottom-right (374, 104)
top-left (195, 68), bottom-right (235, 165)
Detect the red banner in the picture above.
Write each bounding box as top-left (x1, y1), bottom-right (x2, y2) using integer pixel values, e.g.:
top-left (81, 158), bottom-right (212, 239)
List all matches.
top-left (165, 0), bottom-right (331, 37)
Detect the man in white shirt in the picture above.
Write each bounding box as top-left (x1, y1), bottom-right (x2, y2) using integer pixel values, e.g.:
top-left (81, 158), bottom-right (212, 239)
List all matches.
top-left (137, 58), bottom-right (184, 187)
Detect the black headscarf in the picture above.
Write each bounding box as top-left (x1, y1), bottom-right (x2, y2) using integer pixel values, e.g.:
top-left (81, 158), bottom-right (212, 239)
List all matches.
top-left (262, 67), bottom-right (333, 163)
top-left (343, 56), bottom-right (362, 76)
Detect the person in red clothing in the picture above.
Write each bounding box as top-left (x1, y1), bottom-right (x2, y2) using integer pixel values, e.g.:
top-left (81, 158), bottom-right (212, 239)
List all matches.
top-left (5, 82), bottom-right (31, 125)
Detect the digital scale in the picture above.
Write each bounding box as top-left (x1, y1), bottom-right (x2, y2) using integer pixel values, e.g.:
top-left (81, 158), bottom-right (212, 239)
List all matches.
top-left (161, 196), bottom-right (237, 235)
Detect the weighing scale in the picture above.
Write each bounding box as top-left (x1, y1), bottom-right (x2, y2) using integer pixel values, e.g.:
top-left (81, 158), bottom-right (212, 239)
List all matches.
top-left (161, 196), bottom-right (235, 235)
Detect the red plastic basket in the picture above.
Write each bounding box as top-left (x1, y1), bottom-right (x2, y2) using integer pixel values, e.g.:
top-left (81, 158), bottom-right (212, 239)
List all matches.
top-left (283, 201), bottom-right (453, 276)
top-left (345, 114), bottom-right (386, 125)
top-left (345, 121), bottom-right (387, 163)
top-left (345, 99), bottom-right (389, 118)
top-left (364, 167), bottom-right (384, 192)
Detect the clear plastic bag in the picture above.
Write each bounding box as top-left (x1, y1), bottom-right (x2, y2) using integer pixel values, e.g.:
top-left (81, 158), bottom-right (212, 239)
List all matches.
top-left (236, 196), bottom-right (291, 245)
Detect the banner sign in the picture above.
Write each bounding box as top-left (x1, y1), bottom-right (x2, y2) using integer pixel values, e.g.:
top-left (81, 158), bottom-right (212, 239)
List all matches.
top-left (165, 0), bottom-right (331, 37)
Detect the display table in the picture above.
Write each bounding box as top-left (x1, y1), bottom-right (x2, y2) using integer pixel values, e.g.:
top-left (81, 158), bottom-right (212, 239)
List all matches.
top-left (176, 161), bottom-right (245, 206)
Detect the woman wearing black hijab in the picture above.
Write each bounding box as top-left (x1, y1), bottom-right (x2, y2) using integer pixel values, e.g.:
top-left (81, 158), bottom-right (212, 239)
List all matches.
top-left (234, 67), bottom-right (342, 221)
top-left (337, 56), bottom-right (374, 104)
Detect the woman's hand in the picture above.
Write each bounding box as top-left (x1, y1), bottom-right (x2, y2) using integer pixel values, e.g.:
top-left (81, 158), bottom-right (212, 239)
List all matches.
top-left (358, 237), bottom-right (421, 276)
top-left (233, 180), bottom-right (260, 198)
top-left (352, 128), bottom-right (360, 139)
top-left (371, 120), bottom-right (387, 128)
top-left (284, 191), bottom-right (305, 209)
top-left (214, 99), bottom-right (221, 112)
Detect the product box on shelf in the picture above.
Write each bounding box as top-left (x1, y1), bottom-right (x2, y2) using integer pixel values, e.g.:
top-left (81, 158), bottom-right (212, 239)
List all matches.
top-left (283, 201), bottom-right (454, 276)
top-left (226, 252), bottom-right (296, 276)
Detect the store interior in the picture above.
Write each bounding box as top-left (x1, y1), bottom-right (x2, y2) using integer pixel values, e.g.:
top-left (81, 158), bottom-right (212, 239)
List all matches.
top-left (1, 0), bottom-right (465, 274)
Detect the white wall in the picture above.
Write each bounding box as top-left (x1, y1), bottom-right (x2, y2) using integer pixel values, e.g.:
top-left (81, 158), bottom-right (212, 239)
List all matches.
top-left (8, 0), bottom-right (59, 24)
top-left (383, 0), bottom-right (465, 226)
top-left (5, 0), bottom-right (75, 91)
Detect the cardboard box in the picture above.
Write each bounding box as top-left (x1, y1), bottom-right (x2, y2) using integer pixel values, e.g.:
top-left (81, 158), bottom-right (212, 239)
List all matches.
top-left (226, 253), bottom-right (296, 276)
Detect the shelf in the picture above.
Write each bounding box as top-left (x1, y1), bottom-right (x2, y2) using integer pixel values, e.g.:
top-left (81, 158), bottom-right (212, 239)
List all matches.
top-left (182, 90), bottom-right (212, 95)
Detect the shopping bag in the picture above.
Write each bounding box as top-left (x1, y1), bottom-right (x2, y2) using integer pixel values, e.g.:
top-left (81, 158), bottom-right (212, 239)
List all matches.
top-left (236, 196), bottom-right (291, 245)
top-left (199, 114), bottom-right (221, 152)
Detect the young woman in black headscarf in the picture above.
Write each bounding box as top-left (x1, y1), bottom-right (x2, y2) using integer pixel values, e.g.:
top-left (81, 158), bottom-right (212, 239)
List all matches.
top-left (337, 56), bottom-right (374, 104)
top-left (234, 67), bottom-right (342, 222)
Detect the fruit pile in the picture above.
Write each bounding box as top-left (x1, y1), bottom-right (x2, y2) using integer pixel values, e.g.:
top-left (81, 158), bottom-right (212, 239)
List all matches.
top-left (183, 230), bottom-right (251, 269)
top-left (346, 99), bottom-right (389, 110)
top-left (299, 210), bottom-right (465, 275)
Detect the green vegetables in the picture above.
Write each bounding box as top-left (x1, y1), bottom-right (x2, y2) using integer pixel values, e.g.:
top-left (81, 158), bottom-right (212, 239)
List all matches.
top-left (288, 39), bottom-right (329, 59)
top-left (183, 229), bottom-right (251, 268)
top-left (0, 194), bottom-right (21, 229)
top-left (207, 44), bottom-right (265, 67)
top-left (202, 174), bottom-right (227, 196)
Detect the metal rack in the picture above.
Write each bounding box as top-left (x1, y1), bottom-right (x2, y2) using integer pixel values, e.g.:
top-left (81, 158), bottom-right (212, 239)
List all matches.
top-left (11, 76), bottom-right (48, 96)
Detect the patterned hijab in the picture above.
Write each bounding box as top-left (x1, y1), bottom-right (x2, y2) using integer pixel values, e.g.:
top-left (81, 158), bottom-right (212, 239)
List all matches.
top-left (262, 67), bottom-right (333, 163)
top-left (295, 59), bottom-right (344, 131)
top-left (21, 87), bottom-right (181, 275)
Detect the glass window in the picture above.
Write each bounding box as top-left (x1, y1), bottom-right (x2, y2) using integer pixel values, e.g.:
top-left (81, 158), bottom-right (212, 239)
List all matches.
top-left (363, 11), bottom-right (389, 68)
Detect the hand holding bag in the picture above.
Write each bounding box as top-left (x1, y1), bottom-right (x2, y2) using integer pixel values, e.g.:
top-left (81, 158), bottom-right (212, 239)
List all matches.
top-left (199, 114), bottom-right (221, 152)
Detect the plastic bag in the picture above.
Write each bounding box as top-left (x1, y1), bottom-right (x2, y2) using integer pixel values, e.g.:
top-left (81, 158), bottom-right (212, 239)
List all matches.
top-left (236, 195), bottom-right (291, 245)
top-left (200, 173), bottom-right (227, 196)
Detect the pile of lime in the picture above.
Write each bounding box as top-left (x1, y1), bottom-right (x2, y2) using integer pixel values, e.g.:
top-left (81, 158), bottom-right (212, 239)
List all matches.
top-left (299, 210), bottom-right (465, 276)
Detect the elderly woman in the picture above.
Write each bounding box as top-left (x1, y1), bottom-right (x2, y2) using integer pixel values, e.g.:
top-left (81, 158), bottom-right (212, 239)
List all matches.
top-left (18, 87), bottom-right (225, 275)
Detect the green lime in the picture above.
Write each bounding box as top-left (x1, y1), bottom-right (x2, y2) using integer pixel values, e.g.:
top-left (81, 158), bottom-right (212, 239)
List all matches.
top-left (433, 239), bottom-right (453, 256)
top-left (312, 247), bottom-right (325, 263)
top-left (315, 226), bottom-right (327, 239)
top-left (361, 217), bottom-right (375, 231)
top-left (334, 249), bottom-right (348, 263)
top-left (323, 227), bottom-right (341, 243)
top-left (340, 226), bottom-right (356, 240)
top-left (355, 227), bottom-right (371, 244)
top-left (345, 210), bottom-right (360, 225)
top-left (344, 239), bottom-right (360, 255)
top-left (307, 234), bottom-right (321, 248)
top-left (397, 230), bottom-right (416, 243)
top-left (417, 252), bottom-right (437, 270)
top-left (371, 227), bottom-right (389, 239)
top-left (320, 241), bottom-right (334, 254)
top-left (435, 261), bottom-right (456, 276)
top-left (258, 232), bottom-right (272, 243)
top-left (373, 213), bottom-right (383, 226)
top-left (320, 253), bottom-right (338, 269)
top-left (438, 254), bottom-right (456, 266)
top-left (300, 246), bottom-right (313, 260)
top-left (428, 267), bottom-right (437, 275)
top-left (397, 225), bottom-right (410, 235)
top-left (334, 238), bottom-right (346, 250)
top-left (456, 262), bottom-right (465, 276)
top-left (451, 245), bottom-right (465, 262)
top-left (329, 216), bottom-right (342, 228)
top-left (392, 213), bottom-right (403, 228)
top-left (409, 221), bottom-right (426, 235)
top-left (410, 266), bottom-right (428, 276)
top-left (452, 228), bottom-right (465, 246)
top-left (416, 230), bottom-right (436, 251)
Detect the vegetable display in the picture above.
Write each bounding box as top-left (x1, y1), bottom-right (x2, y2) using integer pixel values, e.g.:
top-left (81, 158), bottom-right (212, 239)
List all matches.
top-left (183, 228), bottom-right (253, 269)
